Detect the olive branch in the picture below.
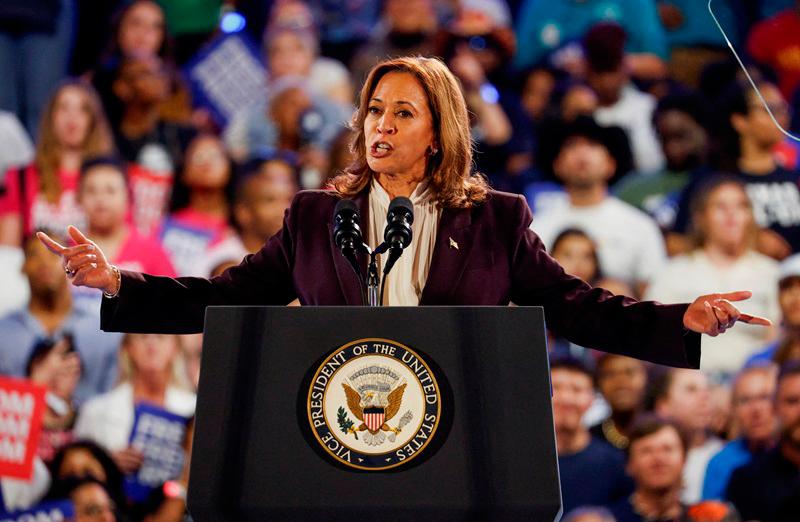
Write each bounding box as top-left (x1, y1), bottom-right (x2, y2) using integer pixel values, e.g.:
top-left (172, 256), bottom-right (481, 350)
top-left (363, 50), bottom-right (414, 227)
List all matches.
top-left (337, 406), bottom-right (358, 440)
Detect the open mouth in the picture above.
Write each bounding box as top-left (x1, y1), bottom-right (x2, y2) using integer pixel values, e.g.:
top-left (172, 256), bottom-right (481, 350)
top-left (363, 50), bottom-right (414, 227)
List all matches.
top-left (370, 141), bottom-right (393, 158)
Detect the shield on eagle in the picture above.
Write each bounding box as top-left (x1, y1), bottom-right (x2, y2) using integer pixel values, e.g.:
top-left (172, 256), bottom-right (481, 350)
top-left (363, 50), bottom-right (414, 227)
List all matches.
top-left (363, 407), bottom-right (385, 432)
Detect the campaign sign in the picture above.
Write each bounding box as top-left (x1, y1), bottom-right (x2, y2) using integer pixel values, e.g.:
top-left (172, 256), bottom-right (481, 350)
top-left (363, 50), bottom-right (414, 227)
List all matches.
top-left (184, 33), bottom-right (266, 126)
top-left (0, 500), bottom-right (74, 522)
top-left (124, 404), bottom-right (188, 503)
top-left (0, 378), bottom-right (46, 481)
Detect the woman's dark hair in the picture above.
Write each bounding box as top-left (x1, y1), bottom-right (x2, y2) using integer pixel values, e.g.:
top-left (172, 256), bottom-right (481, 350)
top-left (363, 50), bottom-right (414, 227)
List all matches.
top-left (104, 0), bottom-right (173, 63)
top-left (47, 440), bottom-right (126, 509)
top-left (550, 228), bottom-right (603, 283)
top-left (25, 334), bottom-right (81, 377)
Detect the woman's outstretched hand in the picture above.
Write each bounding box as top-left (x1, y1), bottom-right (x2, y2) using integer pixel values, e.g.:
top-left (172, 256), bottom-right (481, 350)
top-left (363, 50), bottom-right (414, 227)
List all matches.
top-left (37, 225), bottom-right (118, 294)
top-left (683, 291), bottom-right (772, 337)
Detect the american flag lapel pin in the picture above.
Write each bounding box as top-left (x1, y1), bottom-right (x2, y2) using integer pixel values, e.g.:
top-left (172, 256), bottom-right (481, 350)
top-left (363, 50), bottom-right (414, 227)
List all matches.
top-left (449, 237), bottom-right (459, 250)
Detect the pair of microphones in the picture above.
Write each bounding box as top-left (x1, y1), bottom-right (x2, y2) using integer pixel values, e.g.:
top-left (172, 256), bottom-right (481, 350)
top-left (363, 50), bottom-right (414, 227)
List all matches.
top-left (333, 197), bottom-right (414, 306)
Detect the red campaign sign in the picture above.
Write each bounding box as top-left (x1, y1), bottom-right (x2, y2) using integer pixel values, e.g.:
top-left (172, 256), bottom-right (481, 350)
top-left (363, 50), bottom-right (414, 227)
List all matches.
top-left (0, 377), bottom-right (46, 481)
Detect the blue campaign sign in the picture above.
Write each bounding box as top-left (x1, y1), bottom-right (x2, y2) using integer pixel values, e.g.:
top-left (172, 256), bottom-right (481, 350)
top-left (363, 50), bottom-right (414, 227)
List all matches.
top-left (0, 500), bottom-right (74, 522)
top-left (124, 403), bottom-right (189, 503)
top-left (183, 32), bottom-right (267, 126)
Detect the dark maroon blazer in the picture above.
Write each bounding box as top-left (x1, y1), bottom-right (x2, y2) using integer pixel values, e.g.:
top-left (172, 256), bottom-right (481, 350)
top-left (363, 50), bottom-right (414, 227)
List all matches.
top-left (101, 188), bottom-right (701, 369)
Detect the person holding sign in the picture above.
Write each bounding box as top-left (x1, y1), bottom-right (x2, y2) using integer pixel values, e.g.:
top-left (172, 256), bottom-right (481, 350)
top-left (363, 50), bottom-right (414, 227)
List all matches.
top-left (38, 56), bottom-right (771, 371)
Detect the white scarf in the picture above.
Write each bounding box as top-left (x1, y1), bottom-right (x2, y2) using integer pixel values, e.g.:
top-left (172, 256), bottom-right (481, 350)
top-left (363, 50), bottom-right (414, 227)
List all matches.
top-left (367, 177), bottom-right (441, 305)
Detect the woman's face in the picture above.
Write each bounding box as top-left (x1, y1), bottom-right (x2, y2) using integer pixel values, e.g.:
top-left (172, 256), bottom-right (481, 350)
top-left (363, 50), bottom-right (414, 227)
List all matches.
top-left (80, 166), bottom-right (128, 232)
top-left (183, 136), bottom-right (231, 190)
top-left (551, 234), bottom-right (598, 283)
top-left (125, 334), bottom-right (179, 376)
top-left (59, 448), bottom-right (107, 482)
top-left (52, 87), bottom-right (93, 150)
top-left (699, 183), bottom-right (753, 251)
top-left (118, 0), bottom-right (165, 57)
top-left (365, 71), bottom-right (436, 179)
top-left (268, 31), bottom-right (314, 78)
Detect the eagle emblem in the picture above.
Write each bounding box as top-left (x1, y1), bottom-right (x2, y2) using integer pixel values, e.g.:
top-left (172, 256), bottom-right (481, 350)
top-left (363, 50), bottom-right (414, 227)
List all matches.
top-left (339, 365), bottom-right (413, 446)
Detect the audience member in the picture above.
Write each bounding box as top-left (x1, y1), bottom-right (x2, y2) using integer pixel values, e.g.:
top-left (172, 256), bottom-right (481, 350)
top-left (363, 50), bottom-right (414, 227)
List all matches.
top-left (27, 336), bottom-right (81, 463)
top-left (608, 416), bottom-right (738, 522)
top-left (159, 134), bottom-right (237, 276)
top-left (532, 115), bottom-right (665, 295)
top-left (614, 92), bottom-right (711, 237)
top-left (47, 440), bottom-right (126, 514)
top-left (73, 156), bottom-right (175, 309)
top-left (551, 357), bottom-right (632, 515)
top-left (652, 369), bottom-right (723, 504)
top-left (726, 362), bottom-right (800, 521)
top-left (646, 177), bottom-right (780, 374)
top-left (590, 354), bottom-right (648, 450)
top-left (674, 80), bottom-right (800, 258)
top-left (747, 1), bottom-right (800, 101)
top-left (47, 477), bottom-right (119, 522)
top-left (584, 23), bottom-right (665, 174)
top-left (702, 366), bottom-right (777, 500)
top-left (748, 253), bottom-right (800, 366)
top-left (0, 80), bottom-right (114, 246)
top-left (74, 333), bottom-right (195, 476)
top-left (0, 233), bottom-right (121, 402)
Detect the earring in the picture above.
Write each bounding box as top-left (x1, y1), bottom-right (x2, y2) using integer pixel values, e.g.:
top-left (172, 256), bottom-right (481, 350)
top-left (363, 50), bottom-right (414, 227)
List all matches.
top-left (429, 146), bottom-right (439, 156)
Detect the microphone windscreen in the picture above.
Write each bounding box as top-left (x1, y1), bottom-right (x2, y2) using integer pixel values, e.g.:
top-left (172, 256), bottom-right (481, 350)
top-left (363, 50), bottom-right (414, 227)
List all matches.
top-left (388, 196), bottom-right (414, 224)
top-left (334, 198), bottom-right (358, 218)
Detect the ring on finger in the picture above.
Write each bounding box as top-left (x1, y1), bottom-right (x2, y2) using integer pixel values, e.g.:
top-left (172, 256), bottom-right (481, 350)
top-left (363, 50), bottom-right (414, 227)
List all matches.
top-left (64, 265), bottom-right (76, 278)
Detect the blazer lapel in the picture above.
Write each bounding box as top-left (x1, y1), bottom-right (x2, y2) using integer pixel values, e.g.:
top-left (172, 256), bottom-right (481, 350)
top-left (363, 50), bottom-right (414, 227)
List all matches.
top-left (328, 189), bottom-right (370, 305)
top-left (420, 206), bottom-right (475, 305)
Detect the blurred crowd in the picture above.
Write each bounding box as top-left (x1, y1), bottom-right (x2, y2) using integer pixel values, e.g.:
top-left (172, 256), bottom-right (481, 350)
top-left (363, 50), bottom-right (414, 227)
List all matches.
top-left (0, 0), bottom-right (800, 521)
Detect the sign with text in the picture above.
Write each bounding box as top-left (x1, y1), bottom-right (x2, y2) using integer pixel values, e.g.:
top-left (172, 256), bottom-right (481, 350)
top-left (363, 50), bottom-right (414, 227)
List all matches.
top-left (0, 500), bottom-right (74, 522)
top-left (184, 33), bottom-right (266, 126)
top-left (124, 403), bottom-right (188, 503)
top-left (0, 378), bottom-right (46, 481)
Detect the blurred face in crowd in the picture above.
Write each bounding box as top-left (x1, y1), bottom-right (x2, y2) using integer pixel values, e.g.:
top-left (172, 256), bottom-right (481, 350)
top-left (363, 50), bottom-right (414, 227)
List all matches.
top-left (115, 56), bottom-right (170, 105)
top-left (118, 0), bottom-right (165, 57)
top-left (656, 369), bottom-right (712, 434)
top-left (267, 29), bottom-right (315, 79)
top-left (79, 166), bottom-right (128, 233)
top-left (551, 368), bottom-right (594, 434)
top-left (551, 233), bottom-right (598, 283)
top-left (58, 448), bottom-right (107, 482)
top-left (124, 334), bottom-right (179, 377)
top-left (696, 182), bottom-right (754, 252)
top-left (52, 86), bottom-right (94, 150)
top-left (23, 236), bottom-right (68, 298)
top-left (365, 72), bottom-right (436, 180)
top-left (776, 373), bottom-right (800, 449)
top-left (733, 368), bottom-right (776, 444)
top-left (522, 69), bottom-right (555, 121)
top-left (72, 483), bottom-right (116, 522)
top-left (656, 109), bottom-right (707, 171)
top-left (553, 136), bottom-right (615, 190)
top-left (271, 87), bottom-right (313, 144)
top-left (596, 356), bottom-right (647, 414)
top-left (561, 85), bottom-right (598, 122)
top-left (732, 84), bottom-right (790, 148)
top-left (385, 0), bottom-right (436, 33)
top-left (235, 170), bottom-right (296, 240)
top-left (183, 136), bottom-right (231, 190)
top-left (586, 67), bottom-right (627, 106)
top-left (627, 425), bottom-right (685, 492)
top-left (779, 277), bottom-right (800, 330)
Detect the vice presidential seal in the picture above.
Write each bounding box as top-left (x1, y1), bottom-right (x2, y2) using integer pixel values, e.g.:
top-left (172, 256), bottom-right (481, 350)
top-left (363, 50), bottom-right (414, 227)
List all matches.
top-left (307, 338), bottom-right (441, 470)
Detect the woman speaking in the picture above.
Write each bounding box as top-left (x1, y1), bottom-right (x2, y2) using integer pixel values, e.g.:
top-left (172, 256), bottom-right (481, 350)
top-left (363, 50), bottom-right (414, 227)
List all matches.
top-left (38, 56), bottom-right (769, 369)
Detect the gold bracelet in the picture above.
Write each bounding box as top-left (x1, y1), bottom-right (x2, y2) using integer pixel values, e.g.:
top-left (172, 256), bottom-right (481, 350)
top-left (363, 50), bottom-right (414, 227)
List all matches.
top-left (103, 265), bottom-right (122, 299)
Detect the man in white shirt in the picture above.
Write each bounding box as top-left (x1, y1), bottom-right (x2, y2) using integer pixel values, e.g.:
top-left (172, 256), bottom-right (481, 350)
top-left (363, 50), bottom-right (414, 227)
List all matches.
top-left (531, 116), bottom-right (666, 295)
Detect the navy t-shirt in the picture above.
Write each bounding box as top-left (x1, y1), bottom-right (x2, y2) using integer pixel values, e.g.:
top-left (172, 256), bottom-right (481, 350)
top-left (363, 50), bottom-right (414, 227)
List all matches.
top-left (673, 167), bottom-right (800, 251)
top-left (559, 437), bottom-right (633, 516)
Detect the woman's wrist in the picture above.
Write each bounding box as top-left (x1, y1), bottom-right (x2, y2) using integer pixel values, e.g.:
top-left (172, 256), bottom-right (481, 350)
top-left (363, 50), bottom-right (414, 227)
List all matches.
top-left (103, 265), bottom-right (122, 298)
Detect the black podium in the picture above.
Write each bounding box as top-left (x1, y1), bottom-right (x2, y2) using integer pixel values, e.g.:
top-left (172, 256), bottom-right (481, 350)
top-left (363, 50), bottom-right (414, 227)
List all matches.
top-left (187, 306), bottom-right (561, 521)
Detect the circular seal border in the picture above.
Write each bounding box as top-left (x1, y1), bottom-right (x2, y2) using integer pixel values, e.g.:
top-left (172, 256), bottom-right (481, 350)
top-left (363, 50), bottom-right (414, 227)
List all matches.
top-left (306, 338), bottom-right (442, 471)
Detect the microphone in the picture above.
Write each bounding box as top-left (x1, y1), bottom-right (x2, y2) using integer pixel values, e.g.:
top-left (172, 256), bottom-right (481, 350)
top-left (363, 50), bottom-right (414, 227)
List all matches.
top-left (333, 199), bottom-right (366, 304)
top-left (382, 197), bottom-right (414, 276)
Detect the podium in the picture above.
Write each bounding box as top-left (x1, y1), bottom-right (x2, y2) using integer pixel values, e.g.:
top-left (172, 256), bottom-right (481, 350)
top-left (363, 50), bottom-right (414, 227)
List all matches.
top-left (187, 306), bottom-right (561, 521)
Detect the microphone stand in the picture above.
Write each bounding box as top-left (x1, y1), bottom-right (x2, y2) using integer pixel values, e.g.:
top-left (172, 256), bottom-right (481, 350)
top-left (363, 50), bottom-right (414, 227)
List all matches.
top-left (367, 242), bottom-right (390, 307)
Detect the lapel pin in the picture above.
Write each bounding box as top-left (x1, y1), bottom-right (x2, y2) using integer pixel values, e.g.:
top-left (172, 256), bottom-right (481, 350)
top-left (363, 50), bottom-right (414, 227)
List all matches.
top-left (449, 237), bottom-right (459, 250)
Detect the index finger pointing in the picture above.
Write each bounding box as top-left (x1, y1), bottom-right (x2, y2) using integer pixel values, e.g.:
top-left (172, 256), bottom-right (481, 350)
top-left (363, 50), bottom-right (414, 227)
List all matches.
top-left (718, 290), bottom-right (753, 302)
top-left (67, 225), bottom-right (92, 246)
top-left (36, 231), bottom-right (66, 255)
